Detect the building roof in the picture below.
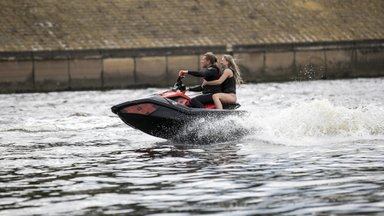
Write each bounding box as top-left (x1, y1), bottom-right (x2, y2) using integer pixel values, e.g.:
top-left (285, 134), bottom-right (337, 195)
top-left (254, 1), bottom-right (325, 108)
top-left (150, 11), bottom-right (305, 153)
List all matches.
top-left (0, 0), bottom-right (383, 53)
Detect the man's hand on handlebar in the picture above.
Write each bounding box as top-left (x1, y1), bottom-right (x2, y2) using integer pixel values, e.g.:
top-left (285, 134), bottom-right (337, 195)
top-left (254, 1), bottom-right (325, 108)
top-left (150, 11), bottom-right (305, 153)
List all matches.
top-left (178, 70), bottom-right (188, 77)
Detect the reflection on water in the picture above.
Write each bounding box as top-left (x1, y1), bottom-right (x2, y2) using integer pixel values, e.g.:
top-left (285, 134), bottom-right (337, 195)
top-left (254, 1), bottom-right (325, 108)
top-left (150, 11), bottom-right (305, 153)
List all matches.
top-left (1, 78), bottom-right (384, 215)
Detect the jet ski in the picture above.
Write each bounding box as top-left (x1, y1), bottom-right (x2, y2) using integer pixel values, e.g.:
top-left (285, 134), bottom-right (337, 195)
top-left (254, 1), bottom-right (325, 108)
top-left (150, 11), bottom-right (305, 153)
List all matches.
top-left (111, 77), bottom-right (247, 140)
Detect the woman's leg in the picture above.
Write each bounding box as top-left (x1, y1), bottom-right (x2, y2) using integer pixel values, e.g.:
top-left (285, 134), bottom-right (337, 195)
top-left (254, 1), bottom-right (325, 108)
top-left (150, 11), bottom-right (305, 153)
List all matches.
top-left (212, 93), bottom-right (236, 109)
top-left (212, 93), bottom-right (223, 109)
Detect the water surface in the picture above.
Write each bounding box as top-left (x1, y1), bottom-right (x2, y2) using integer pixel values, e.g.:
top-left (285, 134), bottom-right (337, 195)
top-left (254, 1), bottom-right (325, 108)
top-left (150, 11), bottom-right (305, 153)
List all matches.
top-left (1, 78), bottom-right (384, 215)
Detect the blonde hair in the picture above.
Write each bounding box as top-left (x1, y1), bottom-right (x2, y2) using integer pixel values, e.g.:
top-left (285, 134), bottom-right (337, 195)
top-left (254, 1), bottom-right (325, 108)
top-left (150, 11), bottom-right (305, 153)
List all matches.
top-left (223, 55), bottom-right (243, 85)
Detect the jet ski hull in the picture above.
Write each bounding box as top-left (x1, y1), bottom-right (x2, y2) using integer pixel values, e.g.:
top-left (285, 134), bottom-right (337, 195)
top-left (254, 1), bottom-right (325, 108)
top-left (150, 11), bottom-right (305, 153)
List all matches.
top-left (112, 96), bottom-right (246, 140)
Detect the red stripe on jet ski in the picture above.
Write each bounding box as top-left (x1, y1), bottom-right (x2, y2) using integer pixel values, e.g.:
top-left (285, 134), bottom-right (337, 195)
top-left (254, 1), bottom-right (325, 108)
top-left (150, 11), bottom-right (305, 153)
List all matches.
top-left (121, 103), bottom-right (157, 115)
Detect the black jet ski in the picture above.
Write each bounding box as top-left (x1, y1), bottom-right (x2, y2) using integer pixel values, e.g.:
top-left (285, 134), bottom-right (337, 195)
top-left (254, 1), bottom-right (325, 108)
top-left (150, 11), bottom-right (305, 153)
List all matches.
top-left (111, 77), bottom-right (247, 140)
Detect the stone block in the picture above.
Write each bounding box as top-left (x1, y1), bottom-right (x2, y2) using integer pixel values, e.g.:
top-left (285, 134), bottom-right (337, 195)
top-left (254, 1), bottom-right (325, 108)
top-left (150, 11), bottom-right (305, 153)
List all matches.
top-left (34, 59), bottom-right (69, 91)
top-left (295, 50), bottom-right (326, 80)
top-left (167, 55), bottom-right (200, 86)
top-left (0, 60), bottom-right (33, 92)
top-left (325, 50), bottom-right (352, 79)
top-left (234, 52), bottom-right (264, 82)
top-left (352, 47), bottom-right (384, 77)
top-left (265, 52), bottom-right (295, 81)
top-left (103, 58), bottom-right (135, 88)
top-left (135, 56), bottom-right (167, 86)
top-left (69, 59), bottom-right (102, 89)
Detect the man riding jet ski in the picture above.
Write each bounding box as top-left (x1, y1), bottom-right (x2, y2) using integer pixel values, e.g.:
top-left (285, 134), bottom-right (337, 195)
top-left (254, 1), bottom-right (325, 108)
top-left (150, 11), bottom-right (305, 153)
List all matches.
top-left (181, 53), bottom-right (244, 110)
top-left (178, 52), bottom-right (222, 108)
top-left (111, 53), bottom-right (245, 140)
top-left (111, 75), bottom-right (244, 140)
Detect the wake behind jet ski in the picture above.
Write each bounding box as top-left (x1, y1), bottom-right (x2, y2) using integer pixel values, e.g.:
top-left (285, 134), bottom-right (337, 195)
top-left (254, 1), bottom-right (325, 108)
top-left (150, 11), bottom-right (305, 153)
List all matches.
top-left (111, 77), bottom-right (247, 140)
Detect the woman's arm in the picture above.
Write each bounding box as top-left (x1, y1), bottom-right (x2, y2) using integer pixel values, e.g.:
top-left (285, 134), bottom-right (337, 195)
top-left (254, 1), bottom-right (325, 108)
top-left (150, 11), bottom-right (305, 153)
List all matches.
top-left (203, 69), bottom-right (232, 86)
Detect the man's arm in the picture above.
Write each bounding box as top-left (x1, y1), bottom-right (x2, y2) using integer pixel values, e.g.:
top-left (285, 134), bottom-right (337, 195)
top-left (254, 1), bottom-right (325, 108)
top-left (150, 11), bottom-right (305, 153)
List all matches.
top-left (187, 70), bottom-right (205, 78)
top-left (188, 85), bottom-right (203, 92)
top-left (179, 67), bottom-right (219, 79)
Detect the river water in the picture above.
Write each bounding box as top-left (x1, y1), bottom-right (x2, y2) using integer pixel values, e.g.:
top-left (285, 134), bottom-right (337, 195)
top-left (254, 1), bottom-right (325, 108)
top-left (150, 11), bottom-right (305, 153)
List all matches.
top-left (1, 78), bottom-right (384, 215)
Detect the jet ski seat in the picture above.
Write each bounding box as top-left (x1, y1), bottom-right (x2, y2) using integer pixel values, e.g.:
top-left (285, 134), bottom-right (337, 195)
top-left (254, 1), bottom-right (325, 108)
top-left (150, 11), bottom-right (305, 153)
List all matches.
top-left (223, 103), bottom-right (241, 110)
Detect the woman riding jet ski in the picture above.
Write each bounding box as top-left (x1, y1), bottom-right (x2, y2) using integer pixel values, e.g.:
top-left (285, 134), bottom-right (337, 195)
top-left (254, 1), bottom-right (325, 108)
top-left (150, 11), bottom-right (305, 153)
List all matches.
top-left (111, 76), bottom-right (244, 140)
top-left (111, 53), bottom-right (245, 140)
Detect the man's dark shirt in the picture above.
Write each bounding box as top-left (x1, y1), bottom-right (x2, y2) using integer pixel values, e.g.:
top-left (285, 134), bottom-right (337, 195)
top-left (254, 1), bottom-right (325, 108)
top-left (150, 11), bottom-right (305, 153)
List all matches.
top-left (188, 65), bottom-right (222, 94)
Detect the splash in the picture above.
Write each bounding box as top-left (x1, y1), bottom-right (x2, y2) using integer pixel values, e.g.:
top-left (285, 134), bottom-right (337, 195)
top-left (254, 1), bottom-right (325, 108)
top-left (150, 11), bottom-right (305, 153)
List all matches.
top-left (172, 115), bottom-right (252, 144)
top-left (248, 99), bottom-right (384, 144)
top-left (171, 99), bottom-right (384, 145)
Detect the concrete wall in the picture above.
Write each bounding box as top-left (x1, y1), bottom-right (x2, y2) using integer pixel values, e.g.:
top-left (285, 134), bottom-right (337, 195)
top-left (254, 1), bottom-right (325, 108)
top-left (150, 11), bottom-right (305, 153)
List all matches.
top-left (135, 56), bottom-right (167, 86)
top-left (35, 59), bottom-right (69, 91)
top-left (325, 50), bottom-right (352, 79)
top-left (0, 61), bottom-right (33, 92)
top-left (295, 50), bottom-right (326, 80)
top-left (103, 58), bottom-right (135, 88)
top-left (265, 51), bottom-right (295, 81)
top-left (0, 46), bottom-right (383, 93)
top-left (167, 55), bottom-right (200, 85)
top-left (69, 59), bottom-right (102, 90)
top-left (352, 47), bottom-right (384, 77)
top-left (235, 52), bottom-right (264, 82)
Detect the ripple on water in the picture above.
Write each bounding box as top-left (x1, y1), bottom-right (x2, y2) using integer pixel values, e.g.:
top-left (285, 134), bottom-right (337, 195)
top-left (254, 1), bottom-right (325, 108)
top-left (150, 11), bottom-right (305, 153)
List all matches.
top-left (1, 78), bottom-right (384, 215)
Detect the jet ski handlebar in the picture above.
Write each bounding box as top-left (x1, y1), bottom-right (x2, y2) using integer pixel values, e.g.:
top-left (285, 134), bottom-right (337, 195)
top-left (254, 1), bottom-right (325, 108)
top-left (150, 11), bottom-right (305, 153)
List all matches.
top-left (172, 76), bottom-right (186, 92)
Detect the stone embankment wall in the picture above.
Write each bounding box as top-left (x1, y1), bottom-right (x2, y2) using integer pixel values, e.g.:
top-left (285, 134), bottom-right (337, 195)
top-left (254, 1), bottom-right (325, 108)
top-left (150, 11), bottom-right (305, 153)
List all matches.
top-left (1, 42), bottom-right (383, 93)
top-left (1, 0), bottom-right (383, 93)
top-left (0, 43), bottom-right (384, 93)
